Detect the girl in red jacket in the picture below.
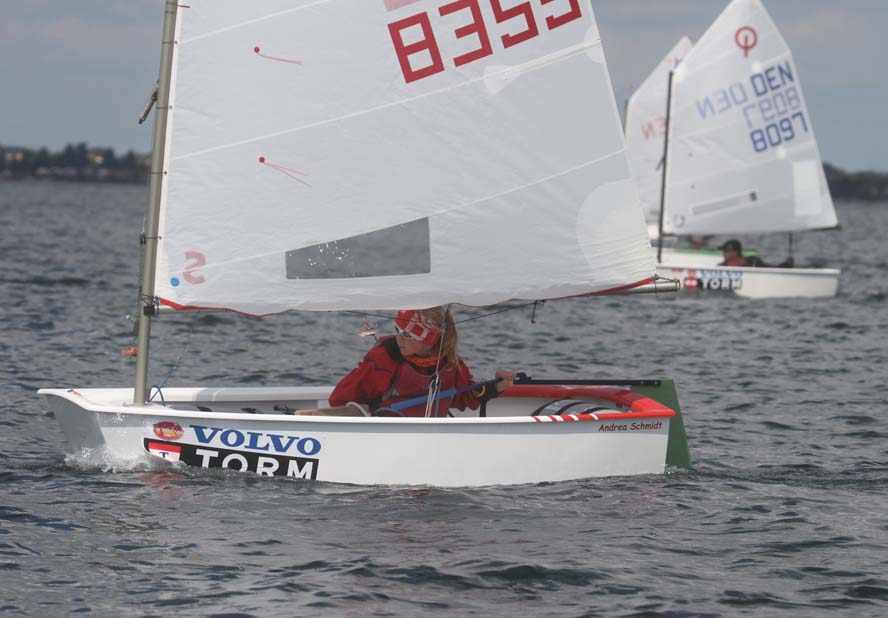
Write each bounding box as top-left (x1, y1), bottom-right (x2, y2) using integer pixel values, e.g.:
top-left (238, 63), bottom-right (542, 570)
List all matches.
top-left (329, 307), bottom-right (515, 417)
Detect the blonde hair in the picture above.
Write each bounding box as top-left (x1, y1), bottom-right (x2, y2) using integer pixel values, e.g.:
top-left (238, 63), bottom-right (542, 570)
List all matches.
top-left (420, 306), bottom-right (459, 370)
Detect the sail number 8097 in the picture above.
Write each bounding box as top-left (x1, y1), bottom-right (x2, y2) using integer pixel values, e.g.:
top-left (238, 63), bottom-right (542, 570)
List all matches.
top-left (750, 111), bottom-right (809, 154)
top-left (388, 0), bottom-right (583, 84)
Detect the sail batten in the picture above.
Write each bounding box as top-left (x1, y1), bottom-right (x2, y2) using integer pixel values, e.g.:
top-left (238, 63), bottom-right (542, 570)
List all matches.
top-left (155, 0), bottom-right (654, 314)
top-left (178, 1), bottom-right (333, 45)
top-left (171, 40), bottom-right (600, 163)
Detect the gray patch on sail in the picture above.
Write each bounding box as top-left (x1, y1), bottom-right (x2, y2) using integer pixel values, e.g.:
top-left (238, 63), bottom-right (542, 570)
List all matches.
top-left (285, 218), bottom-right (430, 279)
top-left (691, 190), bottom-right (758, 216)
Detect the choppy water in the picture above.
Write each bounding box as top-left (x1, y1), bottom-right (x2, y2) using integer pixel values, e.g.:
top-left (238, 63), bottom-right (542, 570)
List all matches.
top-left (1, 180), bottom-right (886, 617)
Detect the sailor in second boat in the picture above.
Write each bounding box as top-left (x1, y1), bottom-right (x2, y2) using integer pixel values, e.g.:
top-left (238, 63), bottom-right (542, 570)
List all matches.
top-left (718, 239), bottom-right (794, 268)
top-left (329, 307), bottom-right (515, 417)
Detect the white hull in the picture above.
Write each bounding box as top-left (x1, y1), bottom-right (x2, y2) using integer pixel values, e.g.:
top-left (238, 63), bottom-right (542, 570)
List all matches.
top-left (657, 248), bottom-right (728, 268)
top-left (39, 384), bottom-right (684, 487)
top-left (657, 262), bottom-right (840, 299)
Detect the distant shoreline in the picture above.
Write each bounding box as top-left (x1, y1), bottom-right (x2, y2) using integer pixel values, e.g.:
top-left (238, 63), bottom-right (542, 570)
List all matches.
top-left (823, 164), bottom-right (888, 203)
top-left (1, 143), bottom-right (149, 185)
top-left (2, 143), bottom-right (886, 202)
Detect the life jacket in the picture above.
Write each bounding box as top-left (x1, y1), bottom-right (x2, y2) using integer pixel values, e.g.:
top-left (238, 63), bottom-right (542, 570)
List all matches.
top-left (375, 338), bottom-right (460, 417)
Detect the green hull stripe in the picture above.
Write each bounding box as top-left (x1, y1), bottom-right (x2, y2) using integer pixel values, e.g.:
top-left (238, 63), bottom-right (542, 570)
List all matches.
top-left (632, 379), bottom-right (691, 469)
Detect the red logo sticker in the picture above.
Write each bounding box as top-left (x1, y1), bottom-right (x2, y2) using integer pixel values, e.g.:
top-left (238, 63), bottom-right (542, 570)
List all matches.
top-left (153, 421), bottom-right (184, 440)
top-left (735, 26), bottom-right (758, 58)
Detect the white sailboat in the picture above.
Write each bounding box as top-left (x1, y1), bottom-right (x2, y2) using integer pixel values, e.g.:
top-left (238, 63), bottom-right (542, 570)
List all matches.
top-left (40, 0), bottom-right (689, 486)
top-left (652, 0), bottom-right (840, 299)
top-left (624, 35), bottom-right (694, 239)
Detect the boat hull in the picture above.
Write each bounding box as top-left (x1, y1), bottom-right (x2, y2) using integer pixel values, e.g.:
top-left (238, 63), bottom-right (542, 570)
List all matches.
top-left (657, 262), bottom-right (840, 299)
top-left (39, 384), bottom-right (686, 487)
top-left (657, 248), bottom-right (735, 268)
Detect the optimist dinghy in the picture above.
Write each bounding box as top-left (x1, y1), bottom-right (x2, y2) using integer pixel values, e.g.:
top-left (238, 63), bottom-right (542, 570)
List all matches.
top-left (40, 0), bottom-right (689, 486)
top-left (631, 0), bottom-right (840, 298)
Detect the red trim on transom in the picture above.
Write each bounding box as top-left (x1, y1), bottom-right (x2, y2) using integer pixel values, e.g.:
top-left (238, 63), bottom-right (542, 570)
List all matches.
top-left (500, 384), bottom-right (675, 420)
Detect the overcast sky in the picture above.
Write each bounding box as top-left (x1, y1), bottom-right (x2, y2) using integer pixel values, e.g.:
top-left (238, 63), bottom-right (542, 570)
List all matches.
top-left (0, 0), bottom-right (884, 171)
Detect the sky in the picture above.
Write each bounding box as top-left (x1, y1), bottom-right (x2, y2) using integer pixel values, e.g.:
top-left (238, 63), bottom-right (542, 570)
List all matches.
top-left (0, 0), bottom-right (884, 171)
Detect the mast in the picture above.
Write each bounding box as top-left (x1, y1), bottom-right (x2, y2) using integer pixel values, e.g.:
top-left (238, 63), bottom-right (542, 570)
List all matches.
top-left (134, 0), bottom-right (179, 405)
top-left (656, 70), bottom-right (674, 263)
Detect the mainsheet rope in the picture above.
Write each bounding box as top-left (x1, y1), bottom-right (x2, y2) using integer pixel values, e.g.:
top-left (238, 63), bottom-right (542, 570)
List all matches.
top-left (148, 322), bottom-right (195, 404)
top-left (141, 303), bottom-right (539, 404)
top-left (423, 303), bottom-right (452, 418)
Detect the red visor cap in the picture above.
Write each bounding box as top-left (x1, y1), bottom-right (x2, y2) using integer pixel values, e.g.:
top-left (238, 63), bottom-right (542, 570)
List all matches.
top-left (394, 310), bottom-right (442, 346)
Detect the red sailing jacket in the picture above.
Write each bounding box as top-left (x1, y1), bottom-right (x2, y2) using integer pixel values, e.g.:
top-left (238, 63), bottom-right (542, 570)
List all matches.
top-left (720, 256), bottom-right (750, 267)
top-left (329, 337), bottom-right (480, 417)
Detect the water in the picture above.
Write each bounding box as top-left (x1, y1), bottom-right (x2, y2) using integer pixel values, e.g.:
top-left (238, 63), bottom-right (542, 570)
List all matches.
top-left (1, 181), bottom-right (887, 617)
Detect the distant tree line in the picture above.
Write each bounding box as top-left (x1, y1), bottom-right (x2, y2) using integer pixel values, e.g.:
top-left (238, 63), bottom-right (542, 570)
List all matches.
top-left (823, 163), bottom-right (888, 203)
top-left (1, 142), bottom-right (886, 200)
top-left (0, 142), bottom-right (149, 183)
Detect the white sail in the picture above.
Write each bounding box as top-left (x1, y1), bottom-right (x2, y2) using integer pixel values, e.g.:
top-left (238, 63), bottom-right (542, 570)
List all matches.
top-left (662, 0), bottom-right (837, 236)
top-left (624, 36), bottom-right (693, 224)
top-left (152, 0), bottom-right (654, 314)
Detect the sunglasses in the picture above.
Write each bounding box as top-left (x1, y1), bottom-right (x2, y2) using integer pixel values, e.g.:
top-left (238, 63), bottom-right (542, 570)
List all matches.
top-left (395, 322), bottom-right (432, 342)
